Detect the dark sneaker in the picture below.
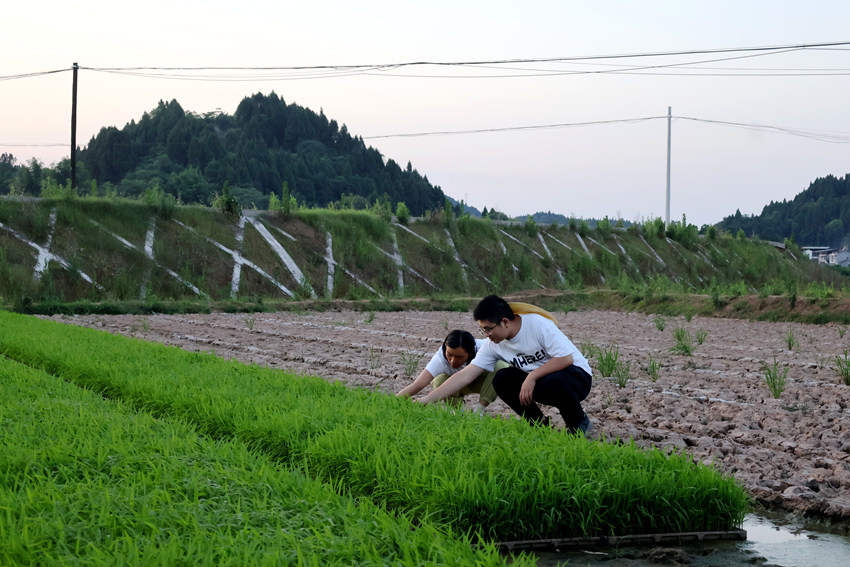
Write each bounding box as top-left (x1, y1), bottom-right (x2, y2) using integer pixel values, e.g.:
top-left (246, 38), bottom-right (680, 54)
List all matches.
top-left (578, 414), bottom-right (592, 436)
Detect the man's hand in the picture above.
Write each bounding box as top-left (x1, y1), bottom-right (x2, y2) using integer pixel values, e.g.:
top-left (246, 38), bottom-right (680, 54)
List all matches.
top-left (519, 375), bottom-right (537, 405)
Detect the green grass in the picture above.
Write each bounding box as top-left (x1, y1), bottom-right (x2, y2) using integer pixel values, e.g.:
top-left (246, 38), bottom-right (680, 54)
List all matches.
top-left (0, 310), bottom-right (749, 541)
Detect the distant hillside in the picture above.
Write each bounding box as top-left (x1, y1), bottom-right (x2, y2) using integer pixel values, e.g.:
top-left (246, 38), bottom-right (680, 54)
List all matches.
top-left (75, 92), bottom-right (446, 215)
top-left (717, 173), bottom-right (850, 248)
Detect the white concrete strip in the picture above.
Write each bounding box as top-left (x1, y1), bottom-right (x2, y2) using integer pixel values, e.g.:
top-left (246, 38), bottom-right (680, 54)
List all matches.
top-left (144, 217), bottom-right (156, 260)
top-left (395, 222), bottom-right (430, 244)
top-left (174, 219), bottom-right (293, 297)
top-left (34, 208), bottom-right (57, 278)
top-left (573, 232), bottom-right (592, 257)
top-left (325, 232), bottom-right (335, 297)
top-left (639, 234), bottom-right (667, 267)
top-left (230, 216), bottom-right (247, 297)
top-left (248, 217), bottom-right (316, 298)
top-left (545, 232), bottom-right (574, 252)
top-left (537, 232), bottom-right (564, 284)
top-left (499, 228), bottom-right (544, 259)
top-left (443, 228), bottom-right (470, 289)
top-left (390, 231), bottom-right (404, 293)
top-left (0, 216), bottom-right (102, 290)
top-left (87, 217), bottom-right (204, 297)
top-left (587, 236), bottom-right (617, 256)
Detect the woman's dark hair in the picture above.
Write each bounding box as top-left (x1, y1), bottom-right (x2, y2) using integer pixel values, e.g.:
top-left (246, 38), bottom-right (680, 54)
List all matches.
top-left (473, 295), bottom-right (516, 324)
top-left (442, 329), bottom-right (476, 359)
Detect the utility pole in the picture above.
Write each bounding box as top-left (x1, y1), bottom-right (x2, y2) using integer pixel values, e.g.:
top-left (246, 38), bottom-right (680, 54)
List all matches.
top-left (665, 106), bottom-right (671, 227)
top-left (70, 62), bottom-right (78, 191)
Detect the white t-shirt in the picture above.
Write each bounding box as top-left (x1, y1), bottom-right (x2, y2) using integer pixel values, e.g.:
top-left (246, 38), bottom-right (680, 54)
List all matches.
top-left (471, 313), bottom-right (592, 377)
top-left (425, 338), bottom-right (484, 377)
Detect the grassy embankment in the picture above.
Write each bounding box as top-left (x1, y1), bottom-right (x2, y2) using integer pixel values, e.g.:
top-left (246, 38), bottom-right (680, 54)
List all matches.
top-left (2, 196), bottom-right (849, 323)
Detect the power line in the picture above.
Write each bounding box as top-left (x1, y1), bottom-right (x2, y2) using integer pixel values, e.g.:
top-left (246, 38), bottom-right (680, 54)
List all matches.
top-left (677, 116), bottom-right (850, 143)
top-left (363, 116), bottom-right (667, 139)
top-left (3, 40), bottom-right (846, 83)
top-left (0, 68), bottom-right (69, 82)
top-left (8, 114), bottom-right (850, 149)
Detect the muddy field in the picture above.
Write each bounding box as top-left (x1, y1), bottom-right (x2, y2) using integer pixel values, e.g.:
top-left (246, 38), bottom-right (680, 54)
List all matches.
top-left (49, 308), bottom-right (850, 524)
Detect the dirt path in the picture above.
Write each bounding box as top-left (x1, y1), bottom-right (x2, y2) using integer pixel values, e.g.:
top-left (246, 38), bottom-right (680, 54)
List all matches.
top-left (49, 309), bottom-right (850, 523)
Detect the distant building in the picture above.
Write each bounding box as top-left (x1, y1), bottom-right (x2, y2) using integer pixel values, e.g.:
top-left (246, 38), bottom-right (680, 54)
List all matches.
top-left (802, 246), bottom-right (834, 263)
top-left (828, 250), bottom-right (850, 267)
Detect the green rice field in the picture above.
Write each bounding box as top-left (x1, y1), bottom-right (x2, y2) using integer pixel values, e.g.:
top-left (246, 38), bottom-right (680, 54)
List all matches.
top-left (0, 310), bottom-right (749, 564)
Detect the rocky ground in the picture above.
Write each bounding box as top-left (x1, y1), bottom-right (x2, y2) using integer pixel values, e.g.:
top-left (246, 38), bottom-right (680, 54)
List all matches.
top-left (48, 307), bottom-right (850, 525)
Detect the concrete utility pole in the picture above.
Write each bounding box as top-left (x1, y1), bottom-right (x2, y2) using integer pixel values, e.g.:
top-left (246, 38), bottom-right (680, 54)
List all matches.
top-left (665, 106), bottom-right (671, 227)
top-left (71, 62), bottom-right (78, 191)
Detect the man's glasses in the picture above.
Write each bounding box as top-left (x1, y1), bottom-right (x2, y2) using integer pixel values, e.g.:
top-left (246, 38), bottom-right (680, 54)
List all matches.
top-left (479, 323), bottom-right (500, 336)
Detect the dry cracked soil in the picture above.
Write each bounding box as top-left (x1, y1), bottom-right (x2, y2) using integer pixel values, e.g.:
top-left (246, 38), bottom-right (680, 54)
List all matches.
top-left (48, 307), bottom-right (850, 526)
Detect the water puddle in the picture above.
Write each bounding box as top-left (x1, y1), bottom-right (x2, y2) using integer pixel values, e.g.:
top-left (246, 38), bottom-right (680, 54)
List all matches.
top-left (532, 512), bottom-right (850, 566)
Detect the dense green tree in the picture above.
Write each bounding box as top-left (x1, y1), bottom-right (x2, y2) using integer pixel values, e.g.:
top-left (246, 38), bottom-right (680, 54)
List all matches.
top-left (717, 174), bottom-right (850, 247)
top-left (74, 92), bottom-right (445, 214)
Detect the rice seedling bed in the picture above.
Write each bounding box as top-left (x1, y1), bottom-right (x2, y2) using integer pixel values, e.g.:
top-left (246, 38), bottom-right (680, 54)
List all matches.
top-left (0, 354), bottom-right (527, 567)
top-left (495, 528), bottom-right (747, 552)
top-left (0, 310), bottom-right (749, 544)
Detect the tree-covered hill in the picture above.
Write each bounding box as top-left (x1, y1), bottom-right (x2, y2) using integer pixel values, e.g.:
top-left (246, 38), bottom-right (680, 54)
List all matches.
top-left (717, 173), bottom-right (850, 248)
top-left (77, 92), bottom-right (446, 214)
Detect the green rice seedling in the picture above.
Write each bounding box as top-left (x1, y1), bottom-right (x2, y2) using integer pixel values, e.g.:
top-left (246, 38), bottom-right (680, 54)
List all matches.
top-left (835, 350), bottom-right (850, 386)
top-left (785, 329), bottom-right (798, 351)
top-left (815, 354), bottom-right (833, 369)
top-left (763, 357), bottom-right (788, 398)
top-left (400, 349), bottom-right (420, 377)
top-left (596, 344), bottom-right (620, 377)
top-left (0, 357), bottom-right (524, 567)
top-left (0, 311), bottom-right (750, 542)
top-left (614, 360), bottom-right (631, 388)
top-left (653, 313), bottom-right (666, 331)
top-left (645, 355), bottom-right (661, 382)
top-left (244, 313), bottom-right (256, 330)
top-left (671, 326), bottom-right (694, 356)
top-left (579, 339), bottom-right (598, 359)
top-left (363, 311), bottom-right (375, 324)
top-left (695, 328), bottom-right (707, 345)
top-left (368, 346), bottom-right (382, 370)
top-left (838, 325), bottom-right (847, 339)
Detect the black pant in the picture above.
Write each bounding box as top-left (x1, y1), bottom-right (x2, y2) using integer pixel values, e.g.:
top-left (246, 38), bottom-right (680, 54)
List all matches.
top-left (492, 364), bottom-right (592, 430)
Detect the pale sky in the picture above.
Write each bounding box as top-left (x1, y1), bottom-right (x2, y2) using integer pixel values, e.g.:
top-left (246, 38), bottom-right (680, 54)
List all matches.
top-left (3, 1), bottom-right (850, 227)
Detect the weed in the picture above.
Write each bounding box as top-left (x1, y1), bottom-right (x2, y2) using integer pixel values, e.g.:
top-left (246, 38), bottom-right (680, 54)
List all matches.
top-left (645, 355), bottom-right (661, 382)
top-left (839, 325), bottom-right (847, 339)
top-left (580, 340), bottom-right (598, 359)
top-left (363, 311), bottom-right (375, 324)
top-left (400, 350), bottom-right (420, 377)
top-left (835, 350), bottom-right (850, 385)
top-left (597, 344), bottom-right (620, 377)
top-left (440, 317), bottom-right (449, 331)
top-left (762, 358), bottom-right (788, 398)
top-left (653, 314), bottom-right (666, 331)
top-left (695, 329), bottom-right (707, 345)
top-left (671, 326), bottom-right (694, 356)
top-left (368, 347), bottom-right (381, 370)
top-left (614, 360), bottom-right (631, 388)
top-left (245, 313), bottom-right (256, 331)
top-left (137, 315), bottom-right (150, 332)
top-left (785, 330), bottom-right (798, 351)
top-left (816, 354), bottom-right (833, 369)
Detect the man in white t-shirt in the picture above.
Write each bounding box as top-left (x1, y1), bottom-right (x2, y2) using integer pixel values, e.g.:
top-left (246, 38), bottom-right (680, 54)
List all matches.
top-left (421, 295), bottom-right (593, 434)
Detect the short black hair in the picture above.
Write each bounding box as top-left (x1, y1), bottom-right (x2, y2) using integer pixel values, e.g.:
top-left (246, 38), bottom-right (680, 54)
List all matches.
top-left (442, 329), bottom-right (476, 359)
top-left (473, 295), bottom-right (515, 324)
